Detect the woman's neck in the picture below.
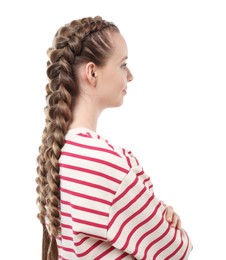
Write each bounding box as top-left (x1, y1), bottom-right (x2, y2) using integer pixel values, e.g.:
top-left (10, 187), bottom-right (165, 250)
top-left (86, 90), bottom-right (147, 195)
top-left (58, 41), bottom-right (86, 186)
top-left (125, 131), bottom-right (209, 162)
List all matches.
top-left (69, 96), bottom-right (103, 132)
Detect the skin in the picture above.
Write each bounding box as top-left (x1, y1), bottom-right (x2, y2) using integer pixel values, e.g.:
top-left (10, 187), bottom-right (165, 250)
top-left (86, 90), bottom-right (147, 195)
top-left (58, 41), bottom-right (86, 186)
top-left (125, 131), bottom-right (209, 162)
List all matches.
top-left (69, 31), bottom-right (181, 230)
top-left (166, 206), bottom-right (181, 229)
top-left (69, 32), bottom-right (133, 131)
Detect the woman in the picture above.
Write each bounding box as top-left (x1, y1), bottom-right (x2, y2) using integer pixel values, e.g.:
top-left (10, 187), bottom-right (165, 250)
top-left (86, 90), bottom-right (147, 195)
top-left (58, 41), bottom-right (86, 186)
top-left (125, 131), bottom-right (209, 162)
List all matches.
top-left (36, 16), bottom-right (192, 260)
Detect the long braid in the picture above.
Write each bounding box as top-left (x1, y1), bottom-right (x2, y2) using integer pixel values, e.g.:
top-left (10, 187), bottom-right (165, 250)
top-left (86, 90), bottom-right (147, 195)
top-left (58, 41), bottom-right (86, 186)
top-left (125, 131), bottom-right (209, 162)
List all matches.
top-left (36, 16), bottom-right (119, 260)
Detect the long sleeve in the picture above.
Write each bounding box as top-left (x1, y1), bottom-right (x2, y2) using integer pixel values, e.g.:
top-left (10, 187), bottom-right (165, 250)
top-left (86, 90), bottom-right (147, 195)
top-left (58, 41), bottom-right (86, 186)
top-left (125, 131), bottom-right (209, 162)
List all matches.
top-left (107, 165), bottom-right (192, 260)
top-left (57, 128), bottom-right (192, 259)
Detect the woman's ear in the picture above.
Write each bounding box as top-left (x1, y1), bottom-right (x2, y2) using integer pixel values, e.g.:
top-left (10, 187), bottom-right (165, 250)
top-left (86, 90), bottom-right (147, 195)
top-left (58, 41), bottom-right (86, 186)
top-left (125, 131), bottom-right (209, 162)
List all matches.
top-left (85, 62), bottom-right (97, 86)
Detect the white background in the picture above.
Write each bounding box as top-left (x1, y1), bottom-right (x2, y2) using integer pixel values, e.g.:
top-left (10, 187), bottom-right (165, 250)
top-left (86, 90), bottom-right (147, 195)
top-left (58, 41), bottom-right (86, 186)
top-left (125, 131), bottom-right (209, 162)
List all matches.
top-left (0, 0), bottom-right (225, 259)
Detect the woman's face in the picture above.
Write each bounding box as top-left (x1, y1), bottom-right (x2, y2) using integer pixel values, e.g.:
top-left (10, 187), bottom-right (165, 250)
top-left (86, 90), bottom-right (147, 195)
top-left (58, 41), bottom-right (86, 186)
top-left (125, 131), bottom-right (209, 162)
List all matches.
top-left (95, 32), bottom-right (133, 109)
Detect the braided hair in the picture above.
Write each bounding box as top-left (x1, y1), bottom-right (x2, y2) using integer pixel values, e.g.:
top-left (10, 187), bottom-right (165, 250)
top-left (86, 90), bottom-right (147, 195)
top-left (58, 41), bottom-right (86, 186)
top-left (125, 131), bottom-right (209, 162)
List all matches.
top-left (36, 16), bottom-right (119, 260)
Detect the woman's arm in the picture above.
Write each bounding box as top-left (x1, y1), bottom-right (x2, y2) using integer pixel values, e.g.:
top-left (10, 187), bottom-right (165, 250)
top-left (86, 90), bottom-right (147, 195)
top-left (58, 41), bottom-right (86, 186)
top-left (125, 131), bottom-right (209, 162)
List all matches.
top-left (107, 166), bottom-right (192, 260)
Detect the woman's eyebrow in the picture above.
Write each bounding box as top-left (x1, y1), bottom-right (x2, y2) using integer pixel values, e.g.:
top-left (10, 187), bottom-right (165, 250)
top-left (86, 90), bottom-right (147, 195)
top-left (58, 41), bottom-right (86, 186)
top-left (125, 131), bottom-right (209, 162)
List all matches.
top-left (120, 56), bottom-right (128, 62)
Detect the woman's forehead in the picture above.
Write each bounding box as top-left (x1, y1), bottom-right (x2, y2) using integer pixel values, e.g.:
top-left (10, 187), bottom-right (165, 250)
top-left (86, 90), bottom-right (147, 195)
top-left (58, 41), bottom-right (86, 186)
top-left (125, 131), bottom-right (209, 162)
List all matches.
top-left (109, 32), bottom-right (128, 59)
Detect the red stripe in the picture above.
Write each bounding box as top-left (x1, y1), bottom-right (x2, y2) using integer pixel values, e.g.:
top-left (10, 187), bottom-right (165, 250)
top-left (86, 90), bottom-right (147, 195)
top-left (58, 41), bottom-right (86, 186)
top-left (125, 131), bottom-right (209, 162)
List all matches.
top-left (111, 193), bottom-right (155, 244)
top-left (143, 177), bottom-right (150, 185)
top-left (58, 256), bottom-right (69, 260)
top-left (58, 245), bottom-right (75, 253)
top-left (74, 218), bottom-right (107, 229)
top-left (60, 187), bottom-right (112, 205)
top-left (76, 240), bottom-right (103, 257)
top-left (77, 133), bottom-right (91, 137)
top-left (61, 199), bottom-right (109, 217)
top-left (135, 157), bottom-right (139, 165)
top-left (93, 246), bottom-right (115, 260)
top-left (153, 227), bottom-right (178, 259)
top-left (65, 139), bottom-right (120, 156)
top-left (112, 175), bottom-right (139, 205)
top-left (74, 236), bottom-right (89, 246)
top-left (61, 151), bottom-right (128, 173)
top-left (142, 224), bottom-right (171, 260)
top-left (165, 231), bottom-right (184, 260)
top-left (61, 223), bottom-right (106, 240)
top-left (122, 148), bottom-right (132, 168)
top-left (121, 202), bottom-right (162, 251)
top-left (75, 232), bottom-right (105, 240)
top-left (61, 223), bottom-right (72, 229)
top-left (59, 163), bottom-right (121, 184)
top-left (61, 211), bottom-right (108, 229)
top-left (60, 234), bottom-right (90, 248)
top-left (106, 140), bottom-right (115, 150)
top-left (137, 170), bottom-right (145, 177)
top-left (179, 231), bottom-right (190, 260)
top-left (61, 235), bottom-right (73, 241)
top-left (60, 175), bottom-right (116, 195)
top-left (131, 209), bottom-right (166, 255)
top-left (115, 252), bottom-right (130, 260)
top-left (108, 186), bottom-right (147, 229)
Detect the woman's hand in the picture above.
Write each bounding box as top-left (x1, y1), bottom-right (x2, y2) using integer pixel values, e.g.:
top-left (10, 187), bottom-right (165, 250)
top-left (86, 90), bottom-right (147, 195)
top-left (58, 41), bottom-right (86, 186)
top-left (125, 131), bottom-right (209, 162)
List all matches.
top-left (166, 206), bottom-right (181, 229)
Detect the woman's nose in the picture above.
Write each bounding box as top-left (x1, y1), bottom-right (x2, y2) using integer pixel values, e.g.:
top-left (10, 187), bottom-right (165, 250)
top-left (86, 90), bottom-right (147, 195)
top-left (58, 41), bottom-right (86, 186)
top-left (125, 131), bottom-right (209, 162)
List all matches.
top-left (127, 68), bottom-right (133, 82)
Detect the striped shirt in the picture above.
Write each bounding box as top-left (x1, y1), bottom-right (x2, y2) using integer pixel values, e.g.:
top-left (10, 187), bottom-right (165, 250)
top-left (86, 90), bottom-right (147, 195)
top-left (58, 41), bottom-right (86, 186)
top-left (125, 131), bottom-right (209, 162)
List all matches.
top-left (56, 128), bottom-right (192, 259)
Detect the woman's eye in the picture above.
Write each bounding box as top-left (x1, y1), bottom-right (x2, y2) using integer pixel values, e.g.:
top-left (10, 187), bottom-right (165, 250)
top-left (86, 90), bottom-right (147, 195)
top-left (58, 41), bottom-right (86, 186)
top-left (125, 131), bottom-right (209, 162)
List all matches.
top-left (121, 63), bottom-right (127, 69)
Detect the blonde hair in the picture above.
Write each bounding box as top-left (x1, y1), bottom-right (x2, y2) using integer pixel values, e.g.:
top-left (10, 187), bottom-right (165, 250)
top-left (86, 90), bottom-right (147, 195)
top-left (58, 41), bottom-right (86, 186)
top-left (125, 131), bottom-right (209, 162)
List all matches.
top-left (36, 16), bottom-right (119, 260)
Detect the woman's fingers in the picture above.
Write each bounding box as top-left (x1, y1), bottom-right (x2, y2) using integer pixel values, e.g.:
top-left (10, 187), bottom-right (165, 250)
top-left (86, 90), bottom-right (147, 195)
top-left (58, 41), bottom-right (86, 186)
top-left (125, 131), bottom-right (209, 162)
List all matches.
top-left (166, 206), bottom-right (174, 222)
top-left (171, 213), bottom-right (181, 229)
top-left (166, 206), bottom-right (181, 229)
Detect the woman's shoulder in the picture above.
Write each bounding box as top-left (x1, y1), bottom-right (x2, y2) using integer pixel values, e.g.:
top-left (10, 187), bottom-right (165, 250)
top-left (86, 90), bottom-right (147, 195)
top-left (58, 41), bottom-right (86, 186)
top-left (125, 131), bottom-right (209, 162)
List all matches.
top-left (64, 128), bottom-right (139, 170)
